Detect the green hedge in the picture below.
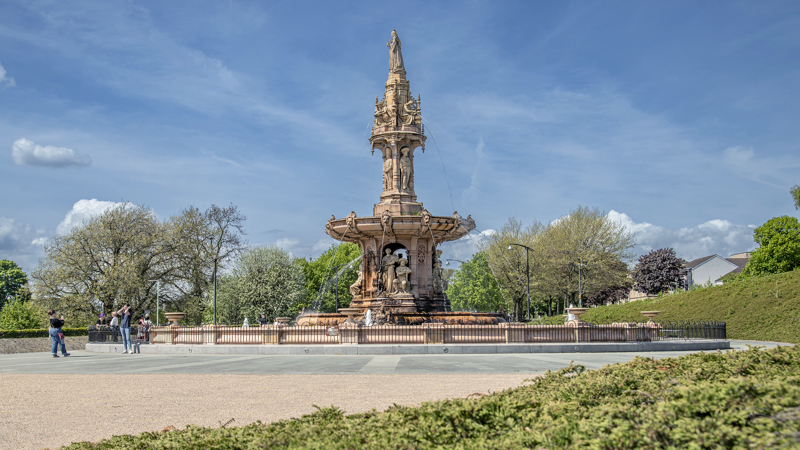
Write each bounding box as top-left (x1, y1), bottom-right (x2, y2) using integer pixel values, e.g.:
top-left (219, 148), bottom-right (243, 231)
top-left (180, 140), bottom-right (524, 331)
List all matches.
top-left (0, 327), bottom-right (88, 339)
top-left (64, 345), bottom-right (800, 448)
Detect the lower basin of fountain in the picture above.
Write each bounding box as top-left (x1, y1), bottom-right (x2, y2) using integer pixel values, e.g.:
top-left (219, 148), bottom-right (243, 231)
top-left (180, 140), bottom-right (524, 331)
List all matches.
top-left (295, 311), bottom-right (506, 327)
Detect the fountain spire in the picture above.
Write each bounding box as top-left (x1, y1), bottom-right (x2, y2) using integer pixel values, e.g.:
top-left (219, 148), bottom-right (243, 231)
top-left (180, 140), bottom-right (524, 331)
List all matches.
top-left (371, 30), bottom-right (425, 217)
top-left (318, 32), bottom-right (483, 326)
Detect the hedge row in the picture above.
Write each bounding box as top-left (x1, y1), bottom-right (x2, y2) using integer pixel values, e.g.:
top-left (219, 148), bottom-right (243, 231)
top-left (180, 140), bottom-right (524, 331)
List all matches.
top-left (0, 327), bottom-right (88, 339)
top-left (64, 345), bottom-right (800, 449)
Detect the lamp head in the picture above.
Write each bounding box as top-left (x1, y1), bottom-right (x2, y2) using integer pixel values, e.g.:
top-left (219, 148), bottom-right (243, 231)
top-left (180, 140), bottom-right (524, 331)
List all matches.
top-left (507, 245), bottom-right (513, 250)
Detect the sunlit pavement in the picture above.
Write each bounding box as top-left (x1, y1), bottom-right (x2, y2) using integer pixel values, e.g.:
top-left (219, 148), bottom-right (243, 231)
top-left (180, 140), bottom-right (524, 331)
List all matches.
top-left (0, 340), bottom-right (786, 375)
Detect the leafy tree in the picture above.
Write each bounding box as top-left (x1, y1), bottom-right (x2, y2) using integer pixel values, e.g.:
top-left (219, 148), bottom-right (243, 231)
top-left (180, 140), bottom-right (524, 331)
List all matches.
top-left (632, 248), bottom-right (686, 295)
top-left (446, 252), bottom-right (507, 312)
top-left (208, 245), bottom-right (305, 325)
top-left (481, 217), bottom-right (540, 321)
top-left (741, 216), bottom-right (800, 277)
top-left (31, 203), bottom-right (247, 325)
top-left (165, 204), bottom-right (248, 322)
top-left (483, 207), bottom-right (635, 320)
top-left (539, 206), bottom-right (635, 308)
top-left (0, 288), bottom-right (47, 329)
top-left (296, 243), bottom-right (361, 314)
top-left (585, 283), bottom-right (631, 307)
top-left (32, 203), bottom-right (166, 320)
top-left (0, 260), bottom-right (28, 309)
top-left (792, 184), bottom-right (800, 210)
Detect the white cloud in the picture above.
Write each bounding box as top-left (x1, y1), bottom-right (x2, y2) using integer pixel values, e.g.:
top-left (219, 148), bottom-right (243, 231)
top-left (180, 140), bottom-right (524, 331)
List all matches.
top-left (56, 199), bottom-right (122, 235)
top-left (608, 211), bottom-right (755, 262)
top-left (0, 62), bottom-right (15, 88)
top-left (0, 217), bottom-right (48, 272)
top-left (12, 138), bottom-right (92, 168)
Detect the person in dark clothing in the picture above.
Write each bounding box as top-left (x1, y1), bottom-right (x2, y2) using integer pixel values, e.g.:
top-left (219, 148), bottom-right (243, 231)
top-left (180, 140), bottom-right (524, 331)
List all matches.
top-left (47, 310), bottom-right (69, 357)
top-left (97, 313), bottom-right (108, 327)
top-left (116, 304), bottom-right (133, 354)
top-left (258, 314), bottom-right (268, 326)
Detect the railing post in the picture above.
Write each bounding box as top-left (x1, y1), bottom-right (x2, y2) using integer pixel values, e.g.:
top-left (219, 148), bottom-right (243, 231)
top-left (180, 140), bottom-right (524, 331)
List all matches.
top-left (262, 325), bottom-right (281, 344)
top-left (339, 322), bottom-right (359, 344)
top-left (422, 323), bottom-right (444, 344)
top-left (501, 322), bottom-right (525, 343)
top-left (202, 325), bottom-right (218, 345)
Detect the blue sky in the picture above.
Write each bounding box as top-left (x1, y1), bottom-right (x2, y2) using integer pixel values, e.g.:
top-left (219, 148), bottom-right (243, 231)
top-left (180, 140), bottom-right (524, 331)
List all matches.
top-left (1, 1), bottom-right (799, 273)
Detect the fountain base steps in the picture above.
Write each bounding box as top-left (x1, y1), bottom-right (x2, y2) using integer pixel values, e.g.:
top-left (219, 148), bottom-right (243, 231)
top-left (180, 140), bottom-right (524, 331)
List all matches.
top-left (87, 340), bottom-right (730, 355)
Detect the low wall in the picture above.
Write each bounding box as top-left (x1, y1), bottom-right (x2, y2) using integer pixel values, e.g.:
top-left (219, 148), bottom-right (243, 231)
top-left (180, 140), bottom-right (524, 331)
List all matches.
top-left (144, 321), bottom-right (711, 346)
top-left (0, 336), bottom-right (89, 354)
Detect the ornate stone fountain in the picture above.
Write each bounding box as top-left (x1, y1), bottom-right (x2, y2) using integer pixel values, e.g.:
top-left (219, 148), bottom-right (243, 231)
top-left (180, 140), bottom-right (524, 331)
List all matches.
top-left (296, 31), bottom-right (505, 327)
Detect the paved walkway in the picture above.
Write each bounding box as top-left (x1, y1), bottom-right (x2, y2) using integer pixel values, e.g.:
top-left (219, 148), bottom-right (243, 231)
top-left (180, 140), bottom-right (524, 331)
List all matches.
top-left (0, 340), bottom-right (787, 450)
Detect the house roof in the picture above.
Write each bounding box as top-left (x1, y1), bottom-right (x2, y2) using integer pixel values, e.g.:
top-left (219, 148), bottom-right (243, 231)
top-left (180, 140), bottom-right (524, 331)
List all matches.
top-left (684, 255), bottom-right (716, 269)
top-left (726, 257), bottom-right (749, 270)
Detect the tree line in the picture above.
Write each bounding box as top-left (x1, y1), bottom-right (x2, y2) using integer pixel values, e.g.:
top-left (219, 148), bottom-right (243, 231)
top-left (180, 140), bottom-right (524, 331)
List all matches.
top-left (449, 206), bottom-right (636, 321)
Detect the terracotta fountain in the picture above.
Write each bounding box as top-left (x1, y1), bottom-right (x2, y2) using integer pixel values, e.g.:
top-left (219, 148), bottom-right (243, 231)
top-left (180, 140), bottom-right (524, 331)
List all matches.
top-left (296, 31), bottom-right (505, 327)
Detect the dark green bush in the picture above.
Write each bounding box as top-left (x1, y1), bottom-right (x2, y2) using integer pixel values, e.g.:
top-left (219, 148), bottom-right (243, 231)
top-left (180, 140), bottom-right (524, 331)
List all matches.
top-left (0, 327), bottom-right (87, 339)
top-left (64, 345), bottom-right (800, 449)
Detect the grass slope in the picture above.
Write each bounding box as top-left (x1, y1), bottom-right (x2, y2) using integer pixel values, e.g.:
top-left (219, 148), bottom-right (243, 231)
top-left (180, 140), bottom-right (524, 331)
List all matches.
top-left (65, 345), bottom-right (800, 449)
top-left (546, 269), bottom-right (800, 344)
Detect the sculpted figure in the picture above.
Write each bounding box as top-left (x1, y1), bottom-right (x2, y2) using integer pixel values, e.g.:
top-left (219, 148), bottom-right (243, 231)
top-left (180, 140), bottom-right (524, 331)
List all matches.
top-left (349, 268), bottom-right (364, 297)
top-left (393, 258), bottom-right (412, 294)
top-left (374, 98), bottom-right (389, 127)
top-left (401, 99), bottom-right (419, 125)
top-left (387, 30), bottom-right (405, 74)
top-left (383, 148), bottom-right (394, 190)
top-left (399, 148), bottom-right (412, 190)
top-left (381, 248), bottom-right (399, 295)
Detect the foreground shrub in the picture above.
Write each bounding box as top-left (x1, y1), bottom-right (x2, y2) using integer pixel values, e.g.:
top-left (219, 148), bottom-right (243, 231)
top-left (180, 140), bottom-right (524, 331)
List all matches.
top-left (65, 345), bottom-right (800, 449)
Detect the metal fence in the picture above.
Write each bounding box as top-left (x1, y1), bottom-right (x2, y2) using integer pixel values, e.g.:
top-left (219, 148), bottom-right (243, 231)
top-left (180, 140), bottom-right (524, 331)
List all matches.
top-left (88, 321), bottom-right (726, 345)
top-left (88, 326), bottom-right (152, 344)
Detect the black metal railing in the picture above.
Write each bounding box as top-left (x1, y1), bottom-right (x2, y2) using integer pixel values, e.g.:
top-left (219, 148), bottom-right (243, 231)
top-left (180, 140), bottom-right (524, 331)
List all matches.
top-left (88, 326), bottom-right (152, 344)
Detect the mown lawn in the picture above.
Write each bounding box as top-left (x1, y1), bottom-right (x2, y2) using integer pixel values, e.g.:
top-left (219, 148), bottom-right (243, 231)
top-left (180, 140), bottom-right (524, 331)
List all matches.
top-left (536, 269), bottom-right (800, 344)
top-left (65, 345), bottom-right (800, 449)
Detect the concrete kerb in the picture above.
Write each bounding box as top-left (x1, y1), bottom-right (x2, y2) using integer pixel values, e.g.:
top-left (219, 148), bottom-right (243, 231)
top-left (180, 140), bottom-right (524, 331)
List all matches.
top-left (86, 340), bottom-right (731, 355)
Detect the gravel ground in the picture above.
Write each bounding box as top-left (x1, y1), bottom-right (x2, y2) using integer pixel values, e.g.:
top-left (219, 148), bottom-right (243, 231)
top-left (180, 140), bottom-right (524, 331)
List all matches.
top-left (0, 372), bottom-right (538, 450)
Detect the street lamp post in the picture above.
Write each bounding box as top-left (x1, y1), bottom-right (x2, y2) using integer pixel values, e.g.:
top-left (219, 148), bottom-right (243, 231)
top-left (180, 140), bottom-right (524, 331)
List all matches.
top-left (507, 243), bottom-right (532, 321)
top-left (207, 236), bottom-right (221, 326)
top-left (213, 256), bottom-right (219, 325)
top-left (571, 258), bottom-right (586, 308)
top-left (147, 279), bottom-right (160, 326)
top-left (445, 259), bottom-right (466, 266)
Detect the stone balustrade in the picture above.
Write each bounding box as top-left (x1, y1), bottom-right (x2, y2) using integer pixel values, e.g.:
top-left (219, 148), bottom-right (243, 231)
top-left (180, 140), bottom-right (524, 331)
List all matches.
top-left (148, 322), bottom-right (666, 346)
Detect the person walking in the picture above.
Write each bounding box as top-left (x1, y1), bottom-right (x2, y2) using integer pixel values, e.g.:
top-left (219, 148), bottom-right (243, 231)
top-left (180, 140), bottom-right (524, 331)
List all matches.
top-left (116, 304), bottom-right (133, 354)
top-left (48, 310), bottom-right (69, 357)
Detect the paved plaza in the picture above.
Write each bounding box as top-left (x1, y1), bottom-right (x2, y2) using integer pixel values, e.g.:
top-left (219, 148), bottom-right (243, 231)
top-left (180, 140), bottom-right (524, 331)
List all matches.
top-left (0, 340), bottom-right (787, 450)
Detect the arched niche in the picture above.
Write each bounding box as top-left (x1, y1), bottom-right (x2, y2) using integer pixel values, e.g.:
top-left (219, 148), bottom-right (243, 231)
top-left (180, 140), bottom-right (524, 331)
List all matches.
top-left (382, 242), bottom-right (407, 260)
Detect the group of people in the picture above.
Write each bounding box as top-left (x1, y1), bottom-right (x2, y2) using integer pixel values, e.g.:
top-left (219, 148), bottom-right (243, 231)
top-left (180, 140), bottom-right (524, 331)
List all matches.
top-left (50, 304), bottom-right (155, 358)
